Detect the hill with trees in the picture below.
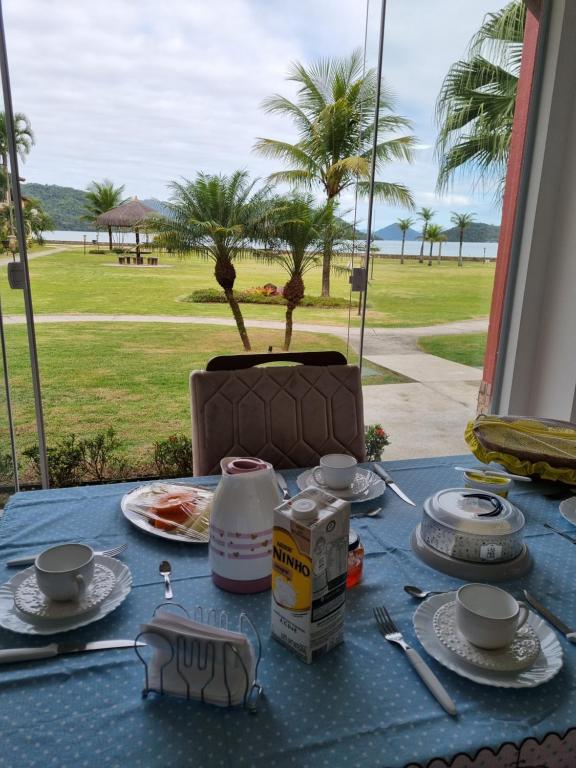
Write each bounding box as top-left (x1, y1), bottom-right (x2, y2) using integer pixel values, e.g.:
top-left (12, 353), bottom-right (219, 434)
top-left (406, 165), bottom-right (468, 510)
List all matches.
top-left (374, 223), bottom-right (419, 240)
top-left (21, 183), bottom-right (88, 230)
top-left (442, 222), bottom-right (500, 242)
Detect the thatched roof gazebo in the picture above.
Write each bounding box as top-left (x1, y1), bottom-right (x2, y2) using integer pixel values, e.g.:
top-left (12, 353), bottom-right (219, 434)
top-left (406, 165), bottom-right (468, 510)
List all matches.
top-left (94, 197), bottom-right (157, 259)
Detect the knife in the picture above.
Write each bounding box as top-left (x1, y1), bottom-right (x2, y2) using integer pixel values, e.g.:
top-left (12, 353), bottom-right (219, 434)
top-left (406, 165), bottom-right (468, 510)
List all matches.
top-left (372, 464), bottom-right (416, 506)
top-left (276, 472), bottom-right (290, 500)
top-left (0, 639), bottom-right (145, 665)
top-left (523, 590), bottom-right (576, 643)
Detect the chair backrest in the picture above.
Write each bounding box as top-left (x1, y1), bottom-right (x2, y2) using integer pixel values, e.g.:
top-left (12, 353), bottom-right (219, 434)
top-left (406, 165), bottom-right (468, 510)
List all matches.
top-left (190, 352), bottom-right (365, 475)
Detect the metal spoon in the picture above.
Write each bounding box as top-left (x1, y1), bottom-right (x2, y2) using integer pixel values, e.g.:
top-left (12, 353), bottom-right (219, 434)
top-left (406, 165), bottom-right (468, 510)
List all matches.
top-left (404, 585), bottom-right (444, 599)
top-left (159, 560), bottom-right (173, 599)
top-left (350, 507), bottom-right (382, 519)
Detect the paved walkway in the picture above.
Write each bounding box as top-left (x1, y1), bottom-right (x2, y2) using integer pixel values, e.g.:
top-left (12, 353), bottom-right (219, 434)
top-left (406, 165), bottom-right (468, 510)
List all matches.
top-left (0, 244), bottom-right (76, 267)
top-left (3, 312), bottom-right (487, 460)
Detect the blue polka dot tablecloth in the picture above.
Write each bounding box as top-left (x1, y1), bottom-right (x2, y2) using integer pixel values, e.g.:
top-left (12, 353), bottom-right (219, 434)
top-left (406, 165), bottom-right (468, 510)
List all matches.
top-left (1, 456), bottom-right (576, 768)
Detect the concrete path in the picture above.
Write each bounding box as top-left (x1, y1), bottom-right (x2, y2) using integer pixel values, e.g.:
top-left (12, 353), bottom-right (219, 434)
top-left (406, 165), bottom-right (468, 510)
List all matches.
top-left (2, 311), bottom-right (486, 460)
top-left (0, 244), bottom-right (77, 267)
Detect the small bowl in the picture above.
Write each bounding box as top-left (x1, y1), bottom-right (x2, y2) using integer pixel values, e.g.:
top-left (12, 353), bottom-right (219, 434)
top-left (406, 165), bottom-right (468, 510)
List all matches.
top-left (464, 471), bottom-right (512, 498)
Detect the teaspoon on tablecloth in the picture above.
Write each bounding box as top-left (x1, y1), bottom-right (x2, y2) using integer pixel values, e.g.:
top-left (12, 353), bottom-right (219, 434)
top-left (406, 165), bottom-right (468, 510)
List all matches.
top-left (403, 585), bottom-right (445, 599)
top-left (350, 507), bottom-right (382, 519)
top-left (159, 560), bottom-right (173, 599)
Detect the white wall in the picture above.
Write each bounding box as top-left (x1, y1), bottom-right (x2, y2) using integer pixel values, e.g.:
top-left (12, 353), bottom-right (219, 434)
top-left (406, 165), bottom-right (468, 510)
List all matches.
top-left (495, 0), bottom-right (576, 421)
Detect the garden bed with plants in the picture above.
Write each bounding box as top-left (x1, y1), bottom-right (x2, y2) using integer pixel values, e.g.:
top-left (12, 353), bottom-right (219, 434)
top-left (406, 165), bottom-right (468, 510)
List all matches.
top-left (182, 287), bottom-right (349, 308)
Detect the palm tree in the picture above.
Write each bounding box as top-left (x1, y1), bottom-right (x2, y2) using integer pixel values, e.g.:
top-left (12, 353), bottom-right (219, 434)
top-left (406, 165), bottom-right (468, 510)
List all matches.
top-left (435, 1), bottom-right (525, 197)
top-left (425, 224), bottom-right (443, 266)
top-left (0, 111), bottom-right (34, 236)
top-left (397, 217), bottom-right (414, 264)
top-left (450, 211), bottom-right (476, 266)
top-left (260, 195), bottom-right (329, 350)
top-left (84, 180), bottom-right (127, 250)
top-left (417, 207), bottom-right (435, 263)
top-left (254, 49), bottom-right (415, 296)
top-left (154, 171), bottom-right (268, 351)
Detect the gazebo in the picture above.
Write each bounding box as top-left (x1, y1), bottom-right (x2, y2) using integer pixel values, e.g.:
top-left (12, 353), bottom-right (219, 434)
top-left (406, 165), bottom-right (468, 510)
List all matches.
top-left (94, 197), bottom-right (157, 262)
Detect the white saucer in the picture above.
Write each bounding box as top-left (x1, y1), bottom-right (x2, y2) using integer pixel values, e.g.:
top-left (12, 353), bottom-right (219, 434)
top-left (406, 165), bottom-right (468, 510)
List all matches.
top-left (13, 562), bottom-right (117, 621)
top-left (0, 556), bottom-right (132, 635)
top-left (296, 467), bottom-right (385, 503)
top-left (413, 591), bottom-right (563, 688)
top-left (432, 600), bottom-right (541, 672)
top-left (559, 496), bottom-right (576, 526)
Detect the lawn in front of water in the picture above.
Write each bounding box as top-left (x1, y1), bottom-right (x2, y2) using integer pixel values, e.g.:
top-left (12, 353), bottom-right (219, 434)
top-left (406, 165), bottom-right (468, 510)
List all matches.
top-left (0, 248), bottom-right (495, 328)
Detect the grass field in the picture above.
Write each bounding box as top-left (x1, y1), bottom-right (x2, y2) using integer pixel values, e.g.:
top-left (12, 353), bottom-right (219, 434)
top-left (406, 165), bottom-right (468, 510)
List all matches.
top-left (0, 248), bottom-right (495, 328)
top-left (3, 323), bottom-right (407, 472)
top-left (418, 332), bottom-right (488, 368)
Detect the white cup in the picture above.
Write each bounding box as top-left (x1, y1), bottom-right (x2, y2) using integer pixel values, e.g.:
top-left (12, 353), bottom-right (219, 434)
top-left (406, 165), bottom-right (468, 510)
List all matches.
top-left (456, 583), bottom-right (529, 649)
top-left (35, 544), bottom-right (95, 602)
top-left (313, 454), bottom-right (357, 490)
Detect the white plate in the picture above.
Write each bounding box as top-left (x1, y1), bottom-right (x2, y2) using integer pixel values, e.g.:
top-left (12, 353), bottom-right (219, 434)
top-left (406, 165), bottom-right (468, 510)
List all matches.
top-left (296, 467), bottom-right (385, 503)
top-left (0, 556), bottom-right (132, 635)
top-left (559, 496), bottom-right (576, 525)
top-left (14, 562), bottom-right (117, 621)
top-left (121, 482), bottom-right (212, 544)
top-left (413, 591), bottom-right (563, 688)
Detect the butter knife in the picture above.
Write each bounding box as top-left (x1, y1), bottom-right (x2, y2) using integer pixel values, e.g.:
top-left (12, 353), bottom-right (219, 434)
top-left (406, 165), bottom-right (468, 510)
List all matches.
top-left (372, 464), bottom-right (416, 506)
top-left (523, 590), bottom-right (576, 643)
top-left (276, 472), bottom-right (290, 500)
top-left (0, 639), bottom-right (144, 665)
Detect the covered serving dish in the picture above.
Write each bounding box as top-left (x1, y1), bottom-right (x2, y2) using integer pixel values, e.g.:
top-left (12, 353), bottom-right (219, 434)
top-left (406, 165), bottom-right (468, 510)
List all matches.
top-left (411, 488), bottom-right (532, 581)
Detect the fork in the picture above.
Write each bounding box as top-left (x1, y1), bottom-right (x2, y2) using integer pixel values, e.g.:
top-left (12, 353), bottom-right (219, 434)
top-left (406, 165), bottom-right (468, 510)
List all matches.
top-left (373, 605), bottom-right (457, 716)
top-left (543, 522), bottom-right (576, 543)
top-left (6, 542), bottom-right (128, 568)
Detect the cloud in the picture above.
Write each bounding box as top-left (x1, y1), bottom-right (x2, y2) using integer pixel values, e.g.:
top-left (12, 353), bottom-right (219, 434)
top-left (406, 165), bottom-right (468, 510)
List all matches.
top-left (3, 0), bottom-right (503, 226)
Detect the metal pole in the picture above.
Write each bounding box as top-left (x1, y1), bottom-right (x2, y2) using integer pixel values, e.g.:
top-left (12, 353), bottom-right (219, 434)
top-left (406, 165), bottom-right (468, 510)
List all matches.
top-left (358, 0), bottom-right (387, 368)
top-left (0, 0), bottom-right (49, 487)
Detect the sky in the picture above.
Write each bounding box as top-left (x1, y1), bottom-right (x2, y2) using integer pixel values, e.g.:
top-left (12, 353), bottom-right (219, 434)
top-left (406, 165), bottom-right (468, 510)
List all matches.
top-left (3, 0), bottom-right (506, 230)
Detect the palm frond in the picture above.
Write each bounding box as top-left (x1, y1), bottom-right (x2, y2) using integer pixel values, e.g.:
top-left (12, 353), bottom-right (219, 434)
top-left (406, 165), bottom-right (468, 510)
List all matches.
top-left (357, 181), bottom-right (415, 208)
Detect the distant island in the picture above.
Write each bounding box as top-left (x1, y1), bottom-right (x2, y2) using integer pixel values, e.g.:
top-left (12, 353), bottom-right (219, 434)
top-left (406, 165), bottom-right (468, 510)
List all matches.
top-left (373, 220), bottom-right (500, 242)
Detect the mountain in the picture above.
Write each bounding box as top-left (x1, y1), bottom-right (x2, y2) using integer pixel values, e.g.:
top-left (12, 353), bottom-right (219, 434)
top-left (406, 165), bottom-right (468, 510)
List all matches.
top-left (373, 223), bottom-right (420, 241)
top-left (442, 222), bottom-right (500, 242)
top-left (21, 183), bottom-right (88, 230)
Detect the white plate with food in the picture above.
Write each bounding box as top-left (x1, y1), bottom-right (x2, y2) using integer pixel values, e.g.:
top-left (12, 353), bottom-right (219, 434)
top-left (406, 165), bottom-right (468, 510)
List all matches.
top-left (120, 482), bottom-right (213, 543)
top-left (296, 467), bottom-right (385, 503)
top-left (0, 556), bottom-right (132, 635)
top-left (413, 591), bottom-right (563, 688)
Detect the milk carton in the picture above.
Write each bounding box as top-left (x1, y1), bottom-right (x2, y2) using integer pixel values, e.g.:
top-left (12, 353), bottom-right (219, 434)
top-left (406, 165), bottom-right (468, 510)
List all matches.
top-left (271, 487), bottom-right (350, 663)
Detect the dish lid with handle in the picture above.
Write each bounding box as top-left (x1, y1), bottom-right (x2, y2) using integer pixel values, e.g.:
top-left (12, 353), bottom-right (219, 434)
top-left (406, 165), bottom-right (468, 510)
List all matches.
top-left (424, 488), bottom-right (524, 535)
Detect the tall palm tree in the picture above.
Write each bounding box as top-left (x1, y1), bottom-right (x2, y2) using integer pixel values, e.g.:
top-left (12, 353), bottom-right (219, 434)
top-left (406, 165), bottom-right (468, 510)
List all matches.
top-left (435, 1), bottom-right (526, 197)
top-left (154, 171), bottom-right (268, 351)
top-left (425, 224), bottom-right (443, 266)
top-left (84, 180), bottom-right (127, 250)
top-left (0, 111), bottom-right (34, 236)
top-left (254, 49), bottom-right (415, 296)
top-left (396, 217), bottom-right (414, 264)
top-left (450, 211), bottom-right (476, 266)
top-left (417, 207), bottom-right (435, 264)
top-left (260, 195), bottom-right (329, 350)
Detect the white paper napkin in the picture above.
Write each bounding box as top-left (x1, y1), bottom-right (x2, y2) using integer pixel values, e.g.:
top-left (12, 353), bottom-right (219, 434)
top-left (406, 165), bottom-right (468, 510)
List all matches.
top-left (140, 612), bottom-right (255, 706)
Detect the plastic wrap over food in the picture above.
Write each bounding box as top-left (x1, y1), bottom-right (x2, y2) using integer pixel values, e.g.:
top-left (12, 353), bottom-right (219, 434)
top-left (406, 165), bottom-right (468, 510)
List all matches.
top-left (124, 482), bottom-right (213, 538)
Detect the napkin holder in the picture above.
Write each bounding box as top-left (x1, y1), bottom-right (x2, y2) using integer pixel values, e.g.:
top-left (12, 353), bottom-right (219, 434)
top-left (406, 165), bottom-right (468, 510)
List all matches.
top-left (135, 602), bottom-right (263, 712)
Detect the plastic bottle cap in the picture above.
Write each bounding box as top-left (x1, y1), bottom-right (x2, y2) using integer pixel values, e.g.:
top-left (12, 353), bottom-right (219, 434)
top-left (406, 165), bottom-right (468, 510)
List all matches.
top-left (291, 499), bottom-right (317, 521)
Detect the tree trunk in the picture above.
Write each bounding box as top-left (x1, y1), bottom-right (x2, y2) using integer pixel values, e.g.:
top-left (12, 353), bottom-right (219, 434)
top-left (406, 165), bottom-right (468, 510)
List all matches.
top-left (438, 241), bottom-right (443, 262)
top-left (400, 233), bottom-right (406, 264)
top-left (225, 289), bottom-right (251, 351)
top-left (428, 241), bottom-right (433, 266)
top-left (321, 237), bottom-right (331, 297)
top-left (419, 226), bottom-right (426, 263)
top-left (458, 229), bottom-right (464, 267)
top-left (284, 305), bottom-right (295, 351)
top-left (108, 225), bottom-right (113, 251)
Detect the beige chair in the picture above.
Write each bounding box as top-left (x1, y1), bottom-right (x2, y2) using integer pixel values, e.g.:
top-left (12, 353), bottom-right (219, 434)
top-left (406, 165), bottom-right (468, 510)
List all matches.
top-left (190, 351), bottom-right (365, 475)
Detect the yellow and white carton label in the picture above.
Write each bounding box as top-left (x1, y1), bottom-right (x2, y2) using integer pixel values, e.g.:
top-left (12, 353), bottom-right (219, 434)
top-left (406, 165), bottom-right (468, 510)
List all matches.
top-left (271, 487), bottom-right (350, 663)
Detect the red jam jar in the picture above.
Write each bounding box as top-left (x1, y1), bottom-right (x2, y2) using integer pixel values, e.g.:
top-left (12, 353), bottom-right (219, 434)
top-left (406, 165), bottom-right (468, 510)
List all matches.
top-left (347, 529), bottom-right (364, 588)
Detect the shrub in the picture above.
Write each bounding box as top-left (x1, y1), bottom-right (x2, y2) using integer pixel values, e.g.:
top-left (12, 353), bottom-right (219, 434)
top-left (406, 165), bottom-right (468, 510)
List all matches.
top-left (23, 428), bottom-right (128, 487)
top-left (0, 452), bottom-right (15, 482)
top-left (365, 424), bottom-right (390, 462)
top-left (153, 434), bottom-right (194, 478)
top-left (182, 288), bottom-right (348, 308)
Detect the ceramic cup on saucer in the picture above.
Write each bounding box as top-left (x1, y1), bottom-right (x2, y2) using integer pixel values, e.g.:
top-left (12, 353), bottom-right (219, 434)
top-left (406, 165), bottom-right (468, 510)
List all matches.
top-left (456, 583), bottom-right (529, 649)
top-left (35, 544), bottom-right (95, 602)
top-left (313, 454), bottom-right (358, 490)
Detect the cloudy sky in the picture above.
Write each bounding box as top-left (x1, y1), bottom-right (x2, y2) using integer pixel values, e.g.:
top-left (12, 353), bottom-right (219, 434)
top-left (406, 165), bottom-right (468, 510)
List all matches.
top-left (4, 0), bottom-right (505, 229)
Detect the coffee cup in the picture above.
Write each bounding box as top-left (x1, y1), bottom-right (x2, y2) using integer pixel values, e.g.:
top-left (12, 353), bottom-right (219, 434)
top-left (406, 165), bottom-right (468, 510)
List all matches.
top-left (35, 544), bottom-right (95, 602)
top-left (313, 454), bottom-right (357, 490)
top-left (456, 583), bottom-right (529, 649)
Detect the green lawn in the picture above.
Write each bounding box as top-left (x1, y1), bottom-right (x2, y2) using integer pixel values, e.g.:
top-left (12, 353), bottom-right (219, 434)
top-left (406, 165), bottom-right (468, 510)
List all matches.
top-left (3, 323), bottom-right (407, 474)
top-left (1, 248), bottom-right (495, 328)
top-left (418, 332), bottom-right (488, 368)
